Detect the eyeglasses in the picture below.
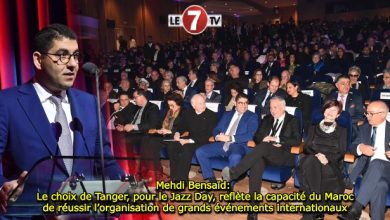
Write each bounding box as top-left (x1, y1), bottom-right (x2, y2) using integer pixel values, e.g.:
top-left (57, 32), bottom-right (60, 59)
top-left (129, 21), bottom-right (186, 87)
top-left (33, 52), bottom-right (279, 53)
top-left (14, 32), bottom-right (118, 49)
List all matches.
top-left (348, 74), bottom-right (359, 78)
top-left (364, 111), bottom-right (385, 117)
top-left (237, 101), bottom-right (249, 105)
top-left (42, 52), bottom-right (82, 64)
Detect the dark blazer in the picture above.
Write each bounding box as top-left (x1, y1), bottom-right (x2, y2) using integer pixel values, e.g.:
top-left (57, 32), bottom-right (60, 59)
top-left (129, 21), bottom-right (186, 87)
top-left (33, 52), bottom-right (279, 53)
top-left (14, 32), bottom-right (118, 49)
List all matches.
top-left (351, 121), bottom-right (390, 177)
top-left (112, 103), bottom-right (137, 125)
top-left (254, 113), bottom-right (302, 152)
top-left (189, 79), bottom-right (204, 93)
top-left (178, 108), bottom-right (218, 146)
top-left (0, 84), bottom-right (123, 207)
top-left (183, 86), bottom-right (197, 104)
top-left (326, 91), bottom-right (364, 123)
top-left (206, 91), bottom-right (222, 103)
top-left (252, 88), bottom-right (287, 115)
top-left (212, 110), bottom-right (259, 144)
top-left (285, 93), bottom-right (312, 133)
top-left (133, 101), bottom-right (160, 132)
top-left (263, 61), bottom-right (281, 78)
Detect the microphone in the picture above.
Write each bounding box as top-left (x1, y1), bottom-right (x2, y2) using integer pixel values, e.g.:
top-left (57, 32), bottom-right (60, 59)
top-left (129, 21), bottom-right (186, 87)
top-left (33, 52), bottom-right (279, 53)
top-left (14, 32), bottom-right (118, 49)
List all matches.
top-left (82, 62), bottom-right (100, 76)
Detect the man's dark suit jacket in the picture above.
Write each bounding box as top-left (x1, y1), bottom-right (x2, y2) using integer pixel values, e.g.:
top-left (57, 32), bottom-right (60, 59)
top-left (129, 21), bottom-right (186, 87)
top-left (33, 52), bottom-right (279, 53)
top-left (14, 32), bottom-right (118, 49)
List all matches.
top-left (351, 121), bottom-right (390, 178)
top-left (0, 84), bottom-right (124, 211)
top-left (326, 91), bottom-right (364, 123)
top-left (113, 103), bottom-right (137, 125)
top-left (252, 88), bottom-right (287, 115)
top-left (133, 101), bottom-right (160, 133)
top-left (183, 87), bottom-right (197, 104)
top-left (254, 113), bottom-right (302, 153)
top-left (263, 61), bottom-right (281, 78)
top-left (189, 79), bottom-right (204, 93)
top-left (206, 91), bottom-right (222, 103)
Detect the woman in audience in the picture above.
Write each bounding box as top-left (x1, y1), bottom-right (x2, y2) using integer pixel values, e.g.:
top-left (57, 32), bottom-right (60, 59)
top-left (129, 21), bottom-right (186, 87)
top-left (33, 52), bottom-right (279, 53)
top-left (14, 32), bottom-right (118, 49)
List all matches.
top-left (287, 53), bottom-right (300, 75)
top-left (155, 79), bottom-right (172, 101)
top-left (285, 80), bottom-right (312, 133)
top-left (280, 70), bottom-right (291, 91)
top-left (139, 92), bottom-right (185, 179)
top-left (299, 99), bottom-right (347, 220)
top-left (248, 68), bottom-right (267, 93)
top-left (225, 83), bottom-right (242, 111)
top-left (348, 66), bottom-right (369, 101)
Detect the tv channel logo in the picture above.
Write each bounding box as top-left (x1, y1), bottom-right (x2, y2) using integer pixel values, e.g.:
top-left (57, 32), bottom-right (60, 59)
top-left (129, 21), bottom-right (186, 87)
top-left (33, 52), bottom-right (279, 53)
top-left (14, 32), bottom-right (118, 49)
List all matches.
top-left (168, 5), bottom-right (222, 35)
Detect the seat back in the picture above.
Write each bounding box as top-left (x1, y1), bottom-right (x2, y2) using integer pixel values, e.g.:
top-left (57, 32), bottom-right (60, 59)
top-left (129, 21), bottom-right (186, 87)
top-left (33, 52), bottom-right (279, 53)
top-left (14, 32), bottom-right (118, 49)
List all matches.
top-left (206, 102), bottom-right (224, 119)
top-left (371, 89), bottom-right (390, 109)
top-left (301, 88), bottom-right (322, 112)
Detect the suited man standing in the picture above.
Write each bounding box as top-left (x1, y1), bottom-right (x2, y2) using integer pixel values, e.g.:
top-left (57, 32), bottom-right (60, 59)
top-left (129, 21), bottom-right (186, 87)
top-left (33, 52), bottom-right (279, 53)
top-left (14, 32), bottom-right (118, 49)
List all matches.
top-left (252, 76), bottom-right (287, 116)
top-left (0, 24), bottom-right (123, 215)
top-left (196, 93), bottom-right (258, 182)
top-left (203, 79), bottom-right (222, 103)
top-left (339, 101), bottom-right (390, 220)
top-left (222, 96), bottom-right (301, 220)
top-left (326, 75), bottom-right (364, 139)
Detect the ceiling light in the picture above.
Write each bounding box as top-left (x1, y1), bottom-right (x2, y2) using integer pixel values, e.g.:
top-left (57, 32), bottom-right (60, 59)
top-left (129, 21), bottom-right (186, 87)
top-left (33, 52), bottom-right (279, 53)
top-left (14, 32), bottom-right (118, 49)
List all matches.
top-left (224, 2), bottom-right (228, 6)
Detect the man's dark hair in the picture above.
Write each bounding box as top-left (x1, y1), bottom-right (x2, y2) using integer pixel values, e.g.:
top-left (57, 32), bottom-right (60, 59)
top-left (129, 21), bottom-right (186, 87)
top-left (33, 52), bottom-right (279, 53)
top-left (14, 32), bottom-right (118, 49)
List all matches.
top-left (134, 88), bottom-right (149, 100)
top-left (118, 92), bottom-right (130, 99)
top-left (33, 23), bottom-right (77, 53)
top-left (235, 93), bottom-right (249, 102)
top-left (268, 75), bottom-right (280, 83)
top-left (190, 68), bottom-right (198, 76)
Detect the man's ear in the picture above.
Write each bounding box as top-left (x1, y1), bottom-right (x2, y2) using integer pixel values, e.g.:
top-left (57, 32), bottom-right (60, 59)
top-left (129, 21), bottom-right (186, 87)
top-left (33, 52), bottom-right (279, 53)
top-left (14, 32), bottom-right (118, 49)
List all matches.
top-left (32, 52), bottom-right (43, 70)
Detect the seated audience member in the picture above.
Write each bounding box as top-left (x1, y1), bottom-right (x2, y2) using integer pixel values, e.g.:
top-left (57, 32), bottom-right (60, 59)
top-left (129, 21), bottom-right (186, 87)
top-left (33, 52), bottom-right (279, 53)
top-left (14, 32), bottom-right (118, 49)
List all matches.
top-left (138, 78), bottom-right (154, 100)
top-left (112, 92), bottom-right (137, 127)
top-left (116, 89), bottom-right (160, 156)
top-left (103, 81), bottom-right (118, 99)
top-left (203, 79), bottom-right (222, 103)
top-left (378, 68), bottom-right (390, 89)
top-left (148, 69), bottom-right (162, 96)
top-left (225, 83), bottom-right (243, 111)
top-left (299, 100), bottom-right (347, 220)
top-left (154, 79), bottom-right (172, 101)
top-left (196, 93), bottom-right (258, 182)
top-left (326, 75), bottom-right (364, 139)
top-left (348, 66), bottom-right (369, 102)
top-left (285, 80), bottom-right (312, 133)
top-left (263, 51), bottom-right (281, 78)
top-left (118, 79), bottom-right (134, 98)
top-left (139, 93), bottom-right (184, 178)
top-left (222, 96), bottom-right (301, 220)
top-left (280, 69), bottom-right (291, 91)
top-left (287, 53), bottom-right (300, 75)
top-left (175, 76), bottom-right (196, 105)
top-left (302, 52), bottom-right (326, 86)
top-left (224, 63), bottom-right (248, 96)
top-left (252, 75), bottom-right (287, 116)
top-left (339, 101), bottom-right (389, 220)
top-left (167, 94), bottom-right (218, 182)
top-left (188, 68), bottom-right (203, 93)
top-left (248, 68), bottom-right (268, 94)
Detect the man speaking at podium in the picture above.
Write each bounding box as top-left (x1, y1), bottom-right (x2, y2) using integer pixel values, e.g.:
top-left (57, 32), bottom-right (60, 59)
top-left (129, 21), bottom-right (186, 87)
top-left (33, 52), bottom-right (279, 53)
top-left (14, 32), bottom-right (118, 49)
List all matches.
top-left (0, 24), bottom-right (123, 216)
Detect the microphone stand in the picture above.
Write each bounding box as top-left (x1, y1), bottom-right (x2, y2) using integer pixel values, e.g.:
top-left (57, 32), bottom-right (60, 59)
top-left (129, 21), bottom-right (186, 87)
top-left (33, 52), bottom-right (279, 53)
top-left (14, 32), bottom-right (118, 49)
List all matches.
top-left (93, 68), bottom-right (106, 195)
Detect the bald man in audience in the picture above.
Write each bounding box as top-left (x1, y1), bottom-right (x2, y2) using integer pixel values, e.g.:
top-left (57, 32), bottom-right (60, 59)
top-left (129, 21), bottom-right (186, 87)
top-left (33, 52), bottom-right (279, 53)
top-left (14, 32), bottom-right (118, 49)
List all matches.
top-left (339, 101), bottom-right (390, 220)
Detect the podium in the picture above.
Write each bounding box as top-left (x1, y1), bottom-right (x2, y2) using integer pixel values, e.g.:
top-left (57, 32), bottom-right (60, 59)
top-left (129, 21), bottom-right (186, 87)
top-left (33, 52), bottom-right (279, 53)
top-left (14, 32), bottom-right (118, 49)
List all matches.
top-left (5, 155), bottom-right (148, 218)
